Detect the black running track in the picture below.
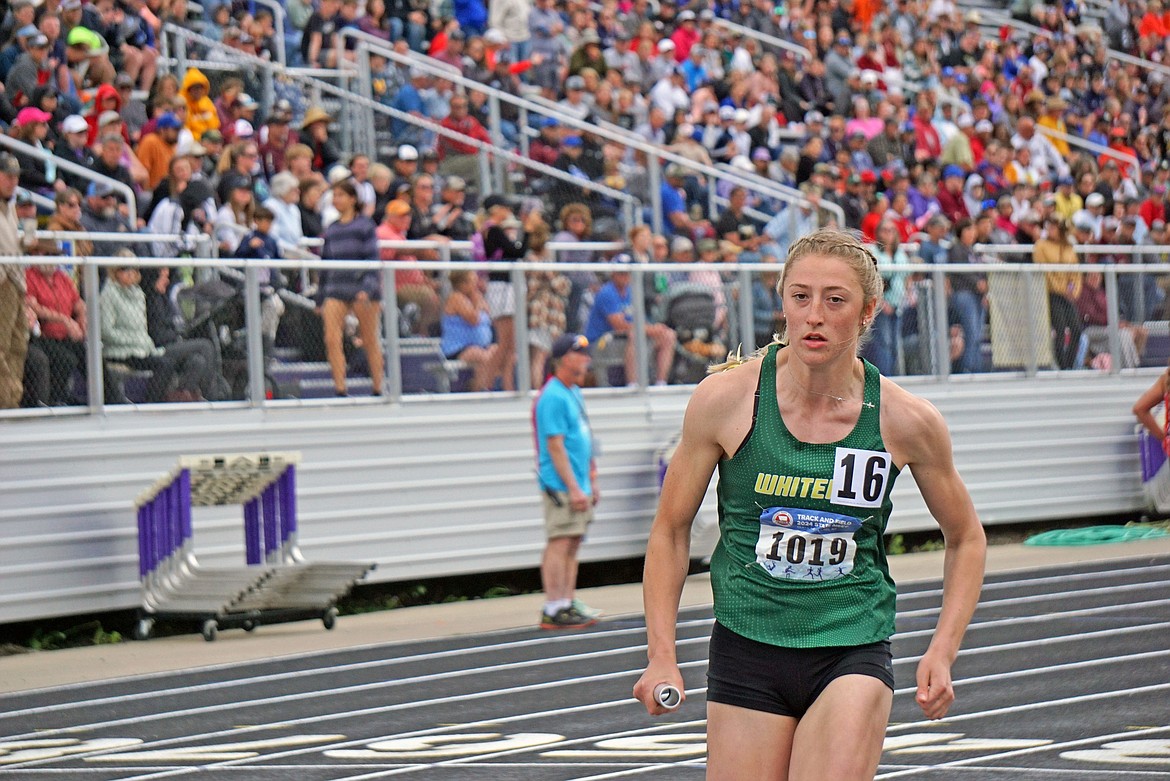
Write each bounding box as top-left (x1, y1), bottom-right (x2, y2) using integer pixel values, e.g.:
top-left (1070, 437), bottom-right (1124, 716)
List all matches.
top-left (2, 554), bottom-right (1169, 780)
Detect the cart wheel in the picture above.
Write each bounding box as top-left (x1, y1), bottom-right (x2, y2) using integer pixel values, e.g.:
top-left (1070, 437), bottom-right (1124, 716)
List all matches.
top-left (322, 607), bottom-right (338, 631)
top-left (134, 618), bottom-right (153, 641)
top-left (242, 619), bottom-right (256, 632)
top-left (202, 619), bottom-right (219, 642)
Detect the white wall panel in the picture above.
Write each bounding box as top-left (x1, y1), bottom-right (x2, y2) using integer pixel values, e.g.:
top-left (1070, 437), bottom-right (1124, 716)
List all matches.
top-left (0, 373), bottom-right (1158, 624)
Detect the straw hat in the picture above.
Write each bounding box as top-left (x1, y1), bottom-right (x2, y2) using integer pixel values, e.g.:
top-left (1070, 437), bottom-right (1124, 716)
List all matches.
top-left (300, 106), bottom-right (332, 130)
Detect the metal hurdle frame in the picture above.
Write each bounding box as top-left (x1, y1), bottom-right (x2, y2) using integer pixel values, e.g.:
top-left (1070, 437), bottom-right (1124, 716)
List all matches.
top-left (134, 452), bottom-right (374, 641)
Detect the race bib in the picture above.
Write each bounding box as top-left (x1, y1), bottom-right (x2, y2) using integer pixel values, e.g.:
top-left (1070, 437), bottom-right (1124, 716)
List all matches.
top-left (755, 507), bottom-right (864, 582)
top-left (831, 447), bottom-right (892, 508)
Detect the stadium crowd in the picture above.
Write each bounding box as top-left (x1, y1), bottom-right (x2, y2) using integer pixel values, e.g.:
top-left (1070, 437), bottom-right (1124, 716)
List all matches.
top-left (1, 0), bottom-right (1170, 407)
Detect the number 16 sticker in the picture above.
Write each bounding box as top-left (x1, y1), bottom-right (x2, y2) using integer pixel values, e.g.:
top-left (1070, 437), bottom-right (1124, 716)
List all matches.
top-left (832, 447), bottom-right (892, 508)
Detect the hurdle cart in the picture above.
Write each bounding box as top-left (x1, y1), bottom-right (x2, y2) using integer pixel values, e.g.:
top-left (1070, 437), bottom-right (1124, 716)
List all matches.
top-left (134, 452), bottom-right (375, 641)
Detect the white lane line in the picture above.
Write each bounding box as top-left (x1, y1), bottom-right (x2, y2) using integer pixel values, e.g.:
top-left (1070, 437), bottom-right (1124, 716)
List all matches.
top-left (896, 562), bottom-right (1170, 602)
top-left (898, 579), bottom-right (1169, 619)
top-left (8, 596), bottom-right (1166, 751)
top-left (10, 555), bottom-right (1163, 705)
top-left (887, 683), bottom-right (1170, 734)
top-left (895, 597), bottom-right (1170, 641)
top-left (881, 766), bottom-right (1170, 777)
top-left (0, 618), bottom-right (718, 718)
top-left (874, 725), bottom-right (1170, 779)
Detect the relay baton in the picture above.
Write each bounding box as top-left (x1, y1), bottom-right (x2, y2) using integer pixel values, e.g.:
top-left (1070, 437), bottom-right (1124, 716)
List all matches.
top-left (654, 683), bottom-right (682, 710)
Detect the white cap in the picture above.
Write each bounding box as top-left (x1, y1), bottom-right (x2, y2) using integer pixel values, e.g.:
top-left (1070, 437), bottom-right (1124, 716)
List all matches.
top-left (719, 105), bottom-right (736, 120)
top-left (734, 108), bottom-right (750, 124)
top-left (328, 166), bottom-right (352, 185)
top-left (397, 144), bottom-right (419, 161)
top-left (484, 28), bottom-right (507, 44)
top-left (657, 38), bottom-right (675, 52)
top-left (975, 119), bottom-right (994, 133)
top-left (956, 114), bottom-right (974, 128)
top-left (61, 114), bottom-right (88, 134)
top-left (1085, 193), bottom-right (1105, 207)
top-left (234, 118), bottom-right (254, 138)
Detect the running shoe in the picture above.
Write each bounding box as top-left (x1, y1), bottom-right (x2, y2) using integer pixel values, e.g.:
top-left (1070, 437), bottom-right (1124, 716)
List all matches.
top-left (571, 599), bottom-right (603, 619)
top-left (540, 605), bottom-right (597, 630)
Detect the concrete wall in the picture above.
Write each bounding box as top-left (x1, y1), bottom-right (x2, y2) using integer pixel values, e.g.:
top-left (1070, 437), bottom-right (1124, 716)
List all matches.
top-left (0, 371), bottom-right (1156, 625)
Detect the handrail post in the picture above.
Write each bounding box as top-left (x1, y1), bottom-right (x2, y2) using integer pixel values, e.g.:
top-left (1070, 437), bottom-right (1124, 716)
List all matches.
top-left (512, 265), bottom-right (531, 394)
top-left (648, 157), bottom-right (663, 235)
top-left (477, 148), bottom-right (492, 195)
top-left (738, 265), bottom-right (755, 353)
top-left (631, 266), bottom-right (650, 388)
top-left (243, 263), bottom-right (267, 406)
top-left (932, 266), bottom-right (950, 381)
top-left (83, 261), bottom-right (105, 413)
top-left (1023, 268), bottom-right (1040, 376)
top-left (488, 95), bottom-right (507, 193)
top-left (382, 266), bottom-right (402, 402)
top-left (1104, 265), bottom-right (1122, 375)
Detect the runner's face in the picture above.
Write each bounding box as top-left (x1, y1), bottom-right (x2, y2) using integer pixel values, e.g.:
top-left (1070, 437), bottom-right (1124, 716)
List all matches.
top-left (782, 254), bottom-right (871, 363)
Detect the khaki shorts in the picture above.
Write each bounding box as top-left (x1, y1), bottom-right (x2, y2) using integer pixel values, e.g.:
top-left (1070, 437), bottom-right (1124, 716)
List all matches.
top-left (542, 491), bottom-right (594, 539)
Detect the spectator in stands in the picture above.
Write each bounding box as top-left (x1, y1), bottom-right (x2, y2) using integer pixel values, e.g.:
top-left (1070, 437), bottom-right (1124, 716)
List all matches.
top-left (300, 106), bottom-right (340, 174)
top-left (437, 93), bottom-right (491, 193)
top-left (232, 204), bottom-right (286, 354)
top-left (584, 253), bottom-right (676, 386)
top-left (1033, 216), bottom-right (1083, 370)
top-left (319, 179), bottom-right (382, 397)
top-left (5, 28), bottom-right (52, 110)
top-left (440, 268), bottom-right (499, 392)
top-left (390, 69), bottom-right (433, 150)
top-left (432, 176), bottom-right (475, 241)
top-left (80, 181), bottom-right (135, 255)
top-left (179, 67), bottom-right (218, 141)
top-left (865, 220), bottom-right (912, 376)
top-left (147, 156), bottom-right (211, 257)
top-left (46, 188), bottom-right (92, 259)
top-left (263, 172), bottom-right (304, 251)
top-left (752, 266), bottom-right (783, 351)
top-left (216, 173), bottom-right (255, 255)
top-left (945, 218), bottom-right (989, 374)
top-left (714, 186), bottom-right (767, 260)
top-left (23, 246), bottom-right (86, 405)
top-left (301, 0), bottom-right (341, 67)
top-left (937, 165), bottom-right (970, 224)
top-left (10, 107), bottom-right (59, 196)
top-left (136, 112), bottom-right (181, 192)
top-left (378, 198), bottom-right (439, 337)
top-left (298, 177), bottom-right (326, 239)
top-left (258, 100), bottom-right (298, 180)
top-left (101, 262), bottom-right (207, 403)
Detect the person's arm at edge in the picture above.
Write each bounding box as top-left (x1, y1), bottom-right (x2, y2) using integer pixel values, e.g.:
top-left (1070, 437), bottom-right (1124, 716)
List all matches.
top-left (886, 380), bottom-right (987, 721)
top-left (1133, 372), bottom-right (1166, 442)
top-left (546, 434), bottom-right (588, 511)
top-left (633, 371), bottom-right (729, 714)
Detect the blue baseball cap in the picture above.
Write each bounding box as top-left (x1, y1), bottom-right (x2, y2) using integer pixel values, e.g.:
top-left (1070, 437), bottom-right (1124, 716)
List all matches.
top-left (942, 164), bottom-right (965, 179)
top-left (562, 135), bottom-right (583, 147)
top-left (157, 113), bottom-right (182, 130)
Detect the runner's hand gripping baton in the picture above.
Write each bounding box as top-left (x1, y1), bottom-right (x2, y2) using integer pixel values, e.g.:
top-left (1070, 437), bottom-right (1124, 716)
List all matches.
top-left (654, 683), bottom-right (682, 710)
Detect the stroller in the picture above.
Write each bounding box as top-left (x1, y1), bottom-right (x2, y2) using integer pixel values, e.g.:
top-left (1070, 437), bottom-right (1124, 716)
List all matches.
top-left (661, 283), bottom-right (725, 385)
top-left (174, 278), bottom-right (281, 400)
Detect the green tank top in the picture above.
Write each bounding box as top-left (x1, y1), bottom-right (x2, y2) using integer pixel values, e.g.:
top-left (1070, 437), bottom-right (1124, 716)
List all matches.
top-left (710, 344), bottom-right (899, 648)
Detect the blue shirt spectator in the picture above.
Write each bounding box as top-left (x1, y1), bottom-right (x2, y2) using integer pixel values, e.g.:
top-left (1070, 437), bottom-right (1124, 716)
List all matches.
top-left (585, 277), bottom-right (630, 343)
top-left (535, 376), bottom-right (592, 494)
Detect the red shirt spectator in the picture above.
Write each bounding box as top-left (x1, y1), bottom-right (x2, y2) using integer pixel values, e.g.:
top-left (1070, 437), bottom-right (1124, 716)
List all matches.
top-left (437, 97), bottom-right (492, 159)
top-left (913, 113), bottom-right (941, 161)
top-left (25, 266), bottom-right (82, 342)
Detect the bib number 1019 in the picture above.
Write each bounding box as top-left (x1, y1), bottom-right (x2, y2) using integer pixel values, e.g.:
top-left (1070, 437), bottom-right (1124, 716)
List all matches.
top-left (767, 532), bottom-right (848, 567)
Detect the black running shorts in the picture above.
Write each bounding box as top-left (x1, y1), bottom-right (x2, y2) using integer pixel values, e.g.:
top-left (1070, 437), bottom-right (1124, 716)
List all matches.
top-left (706, 621), bottom-right (895, 718)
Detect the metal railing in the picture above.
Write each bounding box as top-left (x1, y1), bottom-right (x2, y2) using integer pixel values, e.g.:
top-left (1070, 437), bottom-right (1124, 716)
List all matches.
top-left (341, 28), bottom-right (826, 233)
top-left (5, 247), bottom-right (1167, 421)
top-left (0, 136), bottom-right (138, 220)
top-left (711, 17), bottom-right (812, 60)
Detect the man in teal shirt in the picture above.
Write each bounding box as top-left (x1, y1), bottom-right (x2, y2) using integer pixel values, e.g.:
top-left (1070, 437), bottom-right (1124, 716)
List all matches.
top-left (534, 333), bottom-right (599, 629)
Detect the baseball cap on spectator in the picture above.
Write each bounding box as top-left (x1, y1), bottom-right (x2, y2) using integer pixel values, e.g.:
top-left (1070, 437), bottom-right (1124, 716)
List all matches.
top-left (223, 171), bottom-right (254, 192)
top-left (397, 144), bottom-right (419, 161)
top-left (233, 119), bottom-right (254, 138)
top-left (183, 142), bottom-right (207, 157)
top-left (562, 135), bottom-right (583, 147)
top-left (860, 170), bottom-right (877, 184)
top-left (98, 110), bottom-right (121, 127)
top-left (733, 108), bottom-right (750, 124)
top-left (61, 0), bottom-right (82, 10)
top-left (482, 194), bottom-right (514, 211)
top-left (444, 176), bottom-right (466, 191)
top-left (1154, 219), bottom-right (1167, 230)
top-left (718, 105), bottom-right (736, 120)
top-left (483, 28), bottom-right (508, 45)
top-left (16, 24), bottom-right (39, 39)
top-left (61, 114), bottom-right (88, 134)
top-left (87, 181), bottom-right (116, 198)
top-left (1102, 216), bottom-right (1120, 231)
top-left (670, 236), bottom-right (694, 253)
top-left (1110, 127), bottom-right (1128, 138)
top-left (942, 165), bottom-right (965, 179)
top-left (1085, 193), bottom-right (1105, 207)
top-left (236, 94), bottom-right (258, 111)
top-left (579, 29), bottom-right (601, 45)
top-left (114, 73), bottom-right (134, 90)
top-left (752, 147), bottom-right (772, 161)
top-left (657, 39), bottom-right (675, 53)
top-left (327, 166), bottom-right (352, 185)
top-left (1071, 214), bottom-right (1094, 232)
top-left (270, 99), bottom-right (293, 122)
top-left (15, 190), bottom-right (34, 206)
top-left (956, 114), bottom-right (974, 128)
top-left (664, 164), bottom-right (687, 179)
top-left (551, 333), bottom-right (590, 359)
top-left (28, 33), bottom-right (49, 47)
top-left (202, 128), bottom-right (224, 144)
top-left (540, 116), bottom-right (559, 128)
top-left (700, 8), bottom-right (715, 19)
top-left (156, 113), bottom-right (182, 130)
top-left (67, 26), bottom-right (107, 55)
top-left (566, 75), bottom-right (586, 90)
top-left (697, 237), bottom-right (718, 253)
top-left (15, 107), bottom-right (51, 126)
top-left (975, 119), bottom-right (994, 133)
top-left (384, 199), bottom-right (411, 217)
top-left (678, 9), bottom-right (696, 20)
top-left (804, 110), bottom-right (825, 124)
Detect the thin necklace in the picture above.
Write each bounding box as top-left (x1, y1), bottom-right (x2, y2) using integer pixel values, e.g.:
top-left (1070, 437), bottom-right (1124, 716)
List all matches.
top-left (786, 362), bottom-right (875, 409)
